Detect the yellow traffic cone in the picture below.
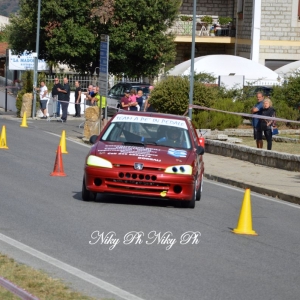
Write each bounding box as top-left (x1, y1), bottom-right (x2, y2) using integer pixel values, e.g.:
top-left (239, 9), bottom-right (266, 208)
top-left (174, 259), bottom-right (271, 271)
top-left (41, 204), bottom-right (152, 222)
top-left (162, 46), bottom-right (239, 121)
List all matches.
top-left (20, 111), bottom-right (28, 128)
top-left (58, 130), bottom-right (68, 154)
top-left (0, 125), bottom-right (9, 149)
top-left (232, 189), bottom-right (258, 235)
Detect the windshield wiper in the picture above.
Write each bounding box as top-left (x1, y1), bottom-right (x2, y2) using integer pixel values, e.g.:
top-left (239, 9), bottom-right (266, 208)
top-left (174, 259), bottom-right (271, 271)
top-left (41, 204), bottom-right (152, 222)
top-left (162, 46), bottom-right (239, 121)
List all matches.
top-left (123, 141), bottom-right (145, 147)
top-left (145, 141), bottom-right (157, 145)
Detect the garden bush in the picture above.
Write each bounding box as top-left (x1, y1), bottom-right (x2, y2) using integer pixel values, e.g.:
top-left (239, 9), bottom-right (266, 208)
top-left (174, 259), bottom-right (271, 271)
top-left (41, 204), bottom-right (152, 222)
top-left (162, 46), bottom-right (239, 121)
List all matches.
top-left (150, 76), bottom-right (217, 115)
top-left (192, 98), bottom-right (243, 130)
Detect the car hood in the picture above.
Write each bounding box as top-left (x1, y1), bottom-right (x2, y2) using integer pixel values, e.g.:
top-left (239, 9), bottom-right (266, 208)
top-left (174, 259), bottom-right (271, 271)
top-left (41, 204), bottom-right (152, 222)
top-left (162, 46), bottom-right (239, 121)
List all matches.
top-left (92, 142), bottom-right (192, 166)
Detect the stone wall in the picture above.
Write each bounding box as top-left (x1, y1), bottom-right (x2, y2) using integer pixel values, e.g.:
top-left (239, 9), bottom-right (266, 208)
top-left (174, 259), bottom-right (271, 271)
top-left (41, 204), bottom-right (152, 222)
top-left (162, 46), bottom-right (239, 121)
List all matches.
top-left (180, 0), bottom-right (235, 17)
top-left (205, 139), bottom-right (300, 172)
top-left (260, 0), bottom-right (300, 62)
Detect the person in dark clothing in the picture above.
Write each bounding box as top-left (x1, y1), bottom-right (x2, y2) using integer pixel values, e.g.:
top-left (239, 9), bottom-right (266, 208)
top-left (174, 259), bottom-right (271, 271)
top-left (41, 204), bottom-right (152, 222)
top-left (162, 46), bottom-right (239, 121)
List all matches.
top-left (136, 90), bottom-right (144, 111)
top-left (57, 77), bottom-right (70, 122)
top-left (251, 92), bottom-right (264, 148)
top-left (74, 81), bottom-right (82, 117)
top-left (52, 78), bottom-right (64, 117)
top-left (261, 98), bottom-right (276, 150)
top-left (146, 104), bottom-right (156, 112)
top-left (121, 90), bottom-right (131, 111)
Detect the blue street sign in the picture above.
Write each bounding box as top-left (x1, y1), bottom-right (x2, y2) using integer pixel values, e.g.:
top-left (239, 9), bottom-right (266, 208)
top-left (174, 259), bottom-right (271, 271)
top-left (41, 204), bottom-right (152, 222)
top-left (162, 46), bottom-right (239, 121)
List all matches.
top-left (99, 35), bottom-right (109, 96)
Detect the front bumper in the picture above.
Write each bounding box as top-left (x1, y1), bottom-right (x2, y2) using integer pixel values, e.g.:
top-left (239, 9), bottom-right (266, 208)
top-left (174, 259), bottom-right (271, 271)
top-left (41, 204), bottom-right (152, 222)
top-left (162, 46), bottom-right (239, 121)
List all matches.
top-left (84, 166), bottom-right (196, 201)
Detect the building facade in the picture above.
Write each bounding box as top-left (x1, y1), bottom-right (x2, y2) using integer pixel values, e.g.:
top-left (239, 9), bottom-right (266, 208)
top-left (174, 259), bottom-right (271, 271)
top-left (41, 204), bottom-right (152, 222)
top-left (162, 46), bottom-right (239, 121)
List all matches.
top-left (171, 0), bottom-right (300, 71)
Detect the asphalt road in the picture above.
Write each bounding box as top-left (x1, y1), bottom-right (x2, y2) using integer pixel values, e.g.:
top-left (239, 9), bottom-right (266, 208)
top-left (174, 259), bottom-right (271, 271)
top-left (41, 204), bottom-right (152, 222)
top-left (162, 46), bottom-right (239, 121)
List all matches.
top-left (0, 118), bottom-right (300, 300)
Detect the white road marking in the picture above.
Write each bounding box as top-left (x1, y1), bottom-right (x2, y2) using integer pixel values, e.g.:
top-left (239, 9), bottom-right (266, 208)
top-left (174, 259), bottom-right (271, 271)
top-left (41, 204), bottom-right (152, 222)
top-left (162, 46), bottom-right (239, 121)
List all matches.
top-left (45, 131), bottom-right (91, 147)
top-left (205, 179), bottom-right (300, 209)
top-left (0, 233), bottom-right (145, 300)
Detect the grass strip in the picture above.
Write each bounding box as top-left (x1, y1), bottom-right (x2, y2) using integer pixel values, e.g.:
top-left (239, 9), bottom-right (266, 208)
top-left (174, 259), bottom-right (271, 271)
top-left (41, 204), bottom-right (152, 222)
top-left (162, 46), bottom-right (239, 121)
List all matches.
top-left (0, 253), bottom-right (113, 300)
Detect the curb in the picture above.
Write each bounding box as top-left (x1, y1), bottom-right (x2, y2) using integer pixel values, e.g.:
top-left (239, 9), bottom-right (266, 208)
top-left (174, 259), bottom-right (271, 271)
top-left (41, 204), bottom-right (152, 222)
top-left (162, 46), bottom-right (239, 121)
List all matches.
top-left (204, 173), bottom-right (300, 206)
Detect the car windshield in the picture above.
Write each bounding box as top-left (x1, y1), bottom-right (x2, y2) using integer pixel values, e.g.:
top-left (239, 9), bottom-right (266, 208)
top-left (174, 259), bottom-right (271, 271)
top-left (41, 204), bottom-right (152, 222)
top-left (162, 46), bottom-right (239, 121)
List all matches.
top-left (101, 115), bottom-right (192, 149)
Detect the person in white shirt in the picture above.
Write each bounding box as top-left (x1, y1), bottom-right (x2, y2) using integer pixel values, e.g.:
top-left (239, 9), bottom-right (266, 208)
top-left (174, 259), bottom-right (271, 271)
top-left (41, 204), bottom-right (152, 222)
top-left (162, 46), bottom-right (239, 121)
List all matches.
top-left (35, 81), bottom-right (48, 119)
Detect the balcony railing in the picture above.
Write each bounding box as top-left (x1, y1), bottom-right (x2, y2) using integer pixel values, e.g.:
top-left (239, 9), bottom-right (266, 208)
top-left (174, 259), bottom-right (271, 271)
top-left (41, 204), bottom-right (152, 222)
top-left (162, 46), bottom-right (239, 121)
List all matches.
top-left (168, 15), bottom-right (236, 37)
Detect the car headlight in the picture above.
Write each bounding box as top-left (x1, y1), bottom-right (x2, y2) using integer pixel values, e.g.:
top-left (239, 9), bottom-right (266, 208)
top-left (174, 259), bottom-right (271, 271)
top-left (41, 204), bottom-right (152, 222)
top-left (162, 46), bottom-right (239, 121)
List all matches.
top-left (87, 155), bottom-right (113, 168)
top-left (165, 165), bottom-right (192, 175)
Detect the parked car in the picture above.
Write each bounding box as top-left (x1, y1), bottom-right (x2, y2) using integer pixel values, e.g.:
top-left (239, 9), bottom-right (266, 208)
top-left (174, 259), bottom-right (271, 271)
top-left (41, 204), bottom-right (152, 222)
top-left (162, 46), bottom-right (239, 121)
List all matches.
top-left (82, 111), bottom-right (205, 208)
top-left (248, 86), bottom-right (273, 97)
top-left (106, 82), bottom-right (151, 114)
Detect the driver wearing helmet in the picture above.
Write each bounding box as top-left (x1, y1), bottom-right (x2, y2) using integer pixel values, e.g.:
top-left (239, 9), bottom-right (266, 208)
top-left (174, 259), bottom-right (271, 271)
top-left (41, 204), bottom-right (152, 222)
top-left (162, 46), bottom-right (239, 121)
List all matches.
top-left (156, 127), bottom-right (185, 148)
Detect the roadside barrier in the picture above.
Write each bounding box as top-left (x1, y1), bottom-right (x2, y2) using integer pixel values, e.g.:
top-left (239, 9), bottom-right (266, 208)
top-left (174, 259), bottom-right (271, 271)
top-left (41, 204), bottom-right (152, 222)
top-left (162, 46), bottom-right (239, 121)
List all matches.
top-left (0, 125), bottom-right (9, 149)
top-left (20, 111), bottom-right (28, 128)
top-left (0, 276), bottom-right (40, 300)
top-left (232, 189), bottom-right (258, 235)
top-left (50, 145), bottom-right (67, 177)
top-left (186, 105), bottom-right (300, 124)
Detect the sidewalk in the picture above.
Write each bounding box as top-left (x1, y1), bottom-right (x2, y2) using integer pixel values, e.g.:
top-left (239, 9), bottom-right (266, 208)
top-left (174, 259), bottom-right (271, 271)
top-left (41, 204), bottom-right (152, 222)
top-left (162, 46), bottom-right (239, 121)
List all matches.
top-left (204, 153), bottom-right (300, 205)
top-left (1, 109), bottom-right (299, 205)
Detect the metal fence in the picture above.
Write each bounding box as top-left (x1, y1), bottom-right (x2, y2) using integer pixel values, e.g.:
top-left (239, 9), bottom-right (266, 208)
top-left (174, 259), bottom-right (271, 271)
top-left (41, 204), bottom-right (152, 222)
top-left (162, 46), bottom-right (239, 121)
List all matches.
top-left (0, 77), bottom-right (21, 96)
top-left (44, 74), bottom-right (145, 92)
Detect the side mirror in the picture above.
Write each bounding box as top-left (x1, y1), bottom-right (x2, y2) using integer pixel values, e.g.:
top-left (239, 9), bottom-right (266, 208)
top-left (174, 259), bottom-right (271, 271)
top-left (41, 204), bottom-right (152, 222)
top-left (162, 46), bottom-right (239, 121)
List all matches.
top-left (89, 135), bottom-right (98, 144)
top-left (198, 136), bottom-right (205, 148)
top-left (196, 145), bottom-right (205, 155)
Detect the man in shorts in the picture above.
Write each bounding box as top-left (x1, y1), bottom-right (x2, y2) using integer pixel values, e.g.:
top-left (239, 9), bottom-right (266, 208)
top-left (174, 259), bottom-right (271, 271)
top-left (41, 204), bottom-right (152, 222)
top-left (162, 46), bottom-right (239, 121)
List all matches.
top-left (251, 92), bottom-right (264, 148)
top-left (36, 81), bottom-right (48, 119)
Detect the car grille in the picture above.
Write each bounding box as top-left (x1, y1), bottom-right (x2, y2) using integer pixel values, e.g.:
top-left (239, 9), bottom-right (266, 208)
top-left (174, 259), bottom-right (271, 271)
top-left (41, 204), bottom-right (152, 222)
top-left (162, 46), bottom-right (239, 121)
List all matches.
top-left (105, 172), bottom-right (169, 192)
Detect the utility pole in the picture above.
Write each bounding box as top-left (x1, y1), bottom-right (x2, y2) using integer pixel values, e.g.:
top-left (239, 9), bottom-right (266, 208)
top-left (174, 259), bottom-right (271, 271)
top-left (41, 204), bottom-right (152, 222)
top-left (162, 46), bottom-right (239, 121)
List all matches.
top-left (32, 0), bottom-right (41, 118)
top-left (188, 0), bottom-right (197, 120)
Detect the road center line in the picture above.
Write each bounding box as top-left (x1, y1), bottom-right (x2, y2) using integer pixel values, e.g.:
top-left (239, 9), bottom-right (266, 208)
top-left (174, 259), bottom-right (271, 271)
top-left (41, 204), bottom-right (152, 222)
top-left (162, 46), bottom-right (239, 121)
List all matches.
top-left (0, 233), bottom-right (145, 300)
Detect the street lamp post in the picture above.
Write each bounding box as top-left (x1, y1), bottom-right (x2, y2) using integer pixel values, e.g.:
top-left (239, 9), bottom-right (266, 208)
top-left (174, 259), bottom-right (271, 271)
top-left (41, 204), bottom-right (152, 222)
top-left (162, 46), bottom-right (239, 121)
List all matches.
top-left (188, 0), bottom-right (197, 120)
top-left (32, 0), bottom-right (41, 119)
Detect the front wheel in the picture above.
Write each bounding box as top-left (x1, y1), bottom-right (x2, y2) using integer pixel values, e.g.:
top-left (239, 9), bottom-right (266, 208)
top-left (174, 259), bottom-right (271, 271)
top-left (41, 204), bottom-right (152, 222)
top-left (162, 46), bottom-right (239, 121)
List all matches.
top-left (82, 176), bottom-right (97, 201)
top-left (196, 175), bottom-right (203, 201)
top-left (181, 185), bottom-right (196, 209)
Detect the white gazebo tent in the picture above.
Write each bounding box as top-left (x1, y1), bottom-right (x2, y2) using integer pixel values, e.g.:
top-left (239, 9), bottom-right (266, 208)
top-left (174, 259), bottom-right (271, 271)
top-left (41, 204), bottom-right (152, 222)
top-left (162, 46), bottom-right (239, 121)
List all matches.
top-left (274, 61), bottom-right (300, 77)
top-left (168, 55), bottom-right (281, 86)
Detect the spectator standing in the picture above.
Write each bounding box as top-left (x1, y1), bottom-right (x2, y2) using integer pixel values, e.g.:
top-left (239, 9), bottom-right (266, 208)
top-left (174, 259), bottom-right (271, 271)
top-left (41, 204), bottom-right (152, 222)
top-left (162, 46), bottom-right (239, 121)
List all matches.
top-left (91, 86), bottom-right (99, 106)
top-left (144, 85), bottom-right (154, 112)
top-left (121, 90), bottom-right (131, 110)
top-left (136, 90), bottom-right (144, 111)
top-left (128, 89), bottom-right (137, 111)
top-left (91, 87), bottom-right (107, 120)
top-left (57, 77), bottom-right (70, 123)
top-left (84, 85), bottom-right (95, 106)
top-left (74, 81), bottom-right (82, 117)
top-left (52, 78), bottom-right (63, 117)
top-left (35, 81), bottom-right (48, 119)
top-left (251, 92), bottom-right (264, 148)
top-left (261, 98), bottom-right (276, 150)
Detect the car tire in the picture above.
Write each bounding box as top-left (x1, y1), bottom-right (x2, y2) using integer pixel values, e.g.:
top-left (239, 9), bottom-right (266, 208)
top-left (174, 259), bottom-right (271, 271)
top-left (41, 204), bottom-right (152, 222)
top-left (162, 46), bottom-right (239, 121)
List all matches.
top-left (196, 175), bottom-right (203, 201)
top-left (181, 185), bottom-right (196, 209)
top-left (82, 176), bottom-right (97, 201)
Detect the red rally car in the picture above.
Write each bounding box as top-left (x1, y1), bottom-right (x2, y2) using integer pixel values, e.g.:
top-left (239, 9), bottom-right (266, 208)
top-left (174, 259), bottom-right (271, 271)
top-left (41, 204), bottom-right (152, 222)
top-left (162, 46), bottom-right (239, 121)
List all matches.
top-left (82, 111), bottom-right (205, 208)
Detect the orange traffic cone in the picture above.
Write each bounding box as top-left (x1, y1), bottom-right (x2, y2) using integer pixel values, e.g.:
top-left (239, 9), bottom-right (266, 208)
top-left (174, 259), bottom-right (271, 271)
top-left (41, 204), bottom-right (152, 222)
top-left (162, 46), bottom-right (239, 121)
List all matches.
top-left (58, 130), bottom-right (68, 154)
top-left (50, 146), bottom-right (67, 176)
top-left (232, 189), bottom-right (258, 235)
top-left (0, 125), bottom-right (9, 149)
top-left (20, 111), bottom-right (28, 128)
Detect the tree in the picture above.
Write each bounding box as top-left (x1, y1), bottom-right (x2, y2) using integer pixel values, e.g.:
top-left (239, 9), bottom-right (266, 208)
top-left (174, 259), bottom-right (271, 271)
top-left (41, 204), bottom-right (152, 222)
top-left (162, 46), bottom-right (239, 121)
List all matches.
top-left (273, 71), bottom-right (300, 109)
top-left (6, 0), bottom-right (181, 76)
top-left (6, 0), bottom-right (97, 73)
top-left (104, 0), bottom-right (181, 77)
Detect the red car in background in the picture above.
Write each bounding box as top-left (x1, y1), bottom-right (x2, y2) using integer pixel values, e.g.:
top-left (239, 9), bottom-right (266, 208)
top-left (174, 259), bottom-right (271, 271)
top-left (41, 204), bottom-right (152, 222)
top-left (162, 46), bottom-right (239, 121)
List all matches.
top-left (82, 111), bottom-right (205, 208)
